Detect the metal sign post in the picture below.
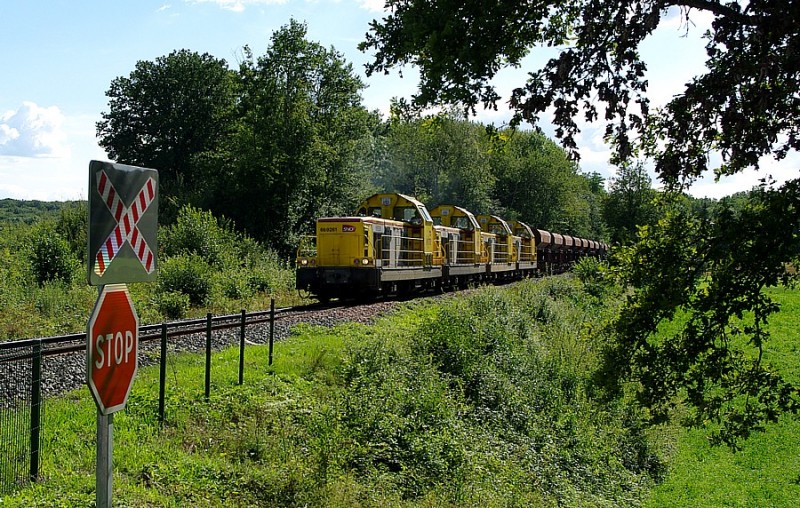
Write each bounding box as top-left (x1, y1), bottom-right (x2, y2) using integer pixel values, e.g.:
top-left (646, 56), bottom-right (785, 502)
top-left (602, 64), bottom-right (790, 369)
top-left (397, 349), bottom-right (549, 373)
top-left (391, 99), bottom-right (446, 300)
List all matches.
top-left (97, 412), bottom-right (113, 508)
top-left (87, 160), bottom-right (158, 508)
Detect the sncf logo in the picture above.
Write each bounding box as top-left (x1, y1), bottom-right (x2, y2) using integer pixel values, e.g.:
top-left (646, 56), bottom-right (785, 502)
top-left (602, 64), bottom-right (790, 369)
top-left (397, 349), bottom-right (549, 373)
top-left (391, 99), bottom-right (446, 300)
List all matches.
top-left (342, 225), bottom-right (356, 232)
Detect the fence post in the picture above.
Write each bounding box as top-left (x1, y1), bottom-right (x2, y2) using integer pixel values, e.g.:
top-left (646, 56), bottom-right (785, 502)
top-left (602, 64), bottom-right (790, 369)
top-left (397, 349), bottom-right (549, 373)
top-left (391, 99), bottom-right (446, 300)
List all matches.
top-left (238, 309), bottom-right (245, 385)
top-left (158, 323), bottom-right (167, 426)
top-left (268, 299), bottom-right (275, 366)
top-left (29, 340), bottom-right (42, 482)
top-left (205, 313), bottom-right (212, 400)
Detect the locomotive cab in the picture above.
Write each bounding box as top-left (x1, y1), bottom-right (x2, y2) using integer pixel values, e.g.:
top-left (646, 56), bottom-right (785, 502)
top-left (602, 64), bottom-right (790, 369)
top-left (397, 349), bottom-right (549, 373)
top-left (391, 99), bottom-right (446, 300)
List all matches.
top-left (430, 204), bottom-right (487, 286)
top-left (477, 214), bottom-right (520, 277)
top-left (510, 220), bottom-right (537, 273)
top-left (430, 204), bottom-right (483, 265)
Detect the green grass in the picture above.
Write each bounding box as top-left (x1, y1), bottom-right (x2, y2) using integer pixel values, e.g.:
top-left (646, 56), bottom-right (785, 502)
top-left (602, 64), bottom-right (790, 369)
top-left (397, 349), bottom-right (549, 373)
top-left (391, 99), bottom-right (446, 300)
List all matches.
top-left (644, 285), bottom-right (800, 508)
top-left (4, 278), bottom-right (799, 507)
top-left (2, 277), bottom-right (664, 507)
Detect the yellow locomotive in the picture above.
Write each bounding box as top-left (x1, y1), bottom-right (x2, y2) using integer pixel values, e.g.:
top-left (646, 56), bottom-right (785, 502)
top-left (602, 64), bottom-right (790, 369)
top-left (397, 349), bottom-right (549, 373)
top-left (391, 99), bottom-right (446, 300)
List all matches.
top-left (296, 192), bottom-right (606, 301)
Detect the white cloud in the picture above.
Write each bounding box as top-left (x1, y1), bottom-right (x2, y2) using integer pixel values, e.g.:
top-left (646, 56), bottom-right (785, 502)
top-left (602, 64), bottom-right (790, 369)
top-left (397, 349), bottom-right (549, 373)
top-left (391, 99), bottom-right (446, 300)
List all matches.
top-left (688, 151), bottom-right (800, 199)
top-left (157, 4), bottom-right (172, 12)
top-left (0, 112), bottom-right (105, 201)
top-left (187, 0), bottom-right (287, 12)
top-left (0, 102), bottom-right (69, 158)
top-left (357, 0), bottom-right (386, 13)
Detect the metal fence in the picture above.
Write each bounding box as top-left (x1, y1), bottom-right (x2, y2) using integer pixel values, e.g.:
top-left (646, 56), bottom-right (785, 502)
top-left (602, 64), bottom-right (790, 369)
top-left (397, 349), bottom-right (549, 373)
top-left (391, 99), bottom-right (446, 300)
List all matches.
top-left (0, 300), bottom-right (283, 495)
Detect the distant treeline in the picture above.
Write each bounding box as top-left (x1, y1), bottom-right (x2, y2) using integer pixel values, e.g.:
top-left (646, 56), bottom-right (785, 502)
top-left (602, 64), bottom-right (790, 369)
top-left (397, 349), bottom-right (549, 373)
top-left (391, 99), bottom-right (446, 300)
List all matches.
top-left (0, 199), bottom-right (82, 225)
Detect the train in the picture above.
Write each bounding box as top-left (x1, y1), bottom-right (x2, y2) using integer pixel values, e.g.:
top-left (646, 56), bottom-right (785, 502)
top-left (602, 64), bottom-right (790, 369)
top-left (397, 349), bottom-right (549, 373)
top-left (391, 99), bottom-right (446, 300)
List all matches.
top-left (295, 192), bottom-right (608, 301)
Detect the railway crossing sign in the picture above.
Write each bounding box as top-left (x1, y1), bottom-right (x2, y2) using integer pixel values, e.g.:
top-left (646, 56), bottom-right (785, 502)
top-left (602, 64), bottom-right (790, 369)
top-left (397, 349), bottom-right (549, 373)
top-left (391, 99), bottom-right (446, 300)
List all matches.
top-left (87, 284), bottom-right (139, 415)
top-left (88, 160), bottom-right (158, 286)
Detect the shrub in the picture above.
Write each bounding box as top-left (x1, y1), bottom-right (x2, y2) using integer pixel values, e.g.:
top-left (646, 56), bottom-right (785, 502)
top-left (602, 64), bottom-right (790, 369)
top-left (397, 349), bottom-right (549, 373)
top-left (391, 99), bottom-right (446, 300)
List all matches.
top-left (56, 201), bottom-right (88, 261)
top-left (161, 205), bottom-right (236, 266)
top-left (572, 256), bottom-right (611, 297)
top-left (219, 271), bottom-right (252, 300)
top-left (29, 226), bottom-right (76, 285)
top-left (157, 254), bottom-right (211, 306)
top-left (154, 291), bottom-right (191, 319)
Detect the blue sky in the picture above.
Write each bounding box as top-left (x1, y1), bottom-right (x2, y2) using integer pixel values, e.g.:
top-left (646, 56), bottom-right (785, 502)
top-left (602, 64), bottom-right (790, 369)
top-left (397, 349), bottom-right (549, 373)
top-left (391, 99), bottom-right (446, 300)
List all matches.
top-left (0, 1), bottom-right (795, 201)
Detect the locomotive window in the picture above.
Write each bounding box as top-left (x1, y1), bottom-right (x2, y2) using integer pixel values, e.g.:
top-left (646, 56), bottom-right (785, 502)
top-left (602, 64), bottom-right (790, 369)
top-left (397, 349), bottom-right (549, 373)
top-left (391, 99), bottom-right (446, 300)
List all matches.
top-left (418, 206), bottom-right (432, 223)
top-left (368, 207), bottom-right (382, 217)
top-left (393, 207), bottom-right (418, 223)
top-left (357, 207), bottom-right (367, 216)
top-left (453, 217), bottom-right (472, 230)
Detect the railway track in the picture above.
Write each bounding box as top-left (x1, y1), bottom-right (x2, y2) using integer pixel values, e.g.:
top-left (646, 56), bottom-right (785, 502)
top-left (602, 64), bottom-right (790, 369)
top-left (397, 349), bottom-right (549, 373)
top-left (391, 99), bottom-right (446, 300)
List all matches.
top-left (0, 297), bottom-right (403, 408)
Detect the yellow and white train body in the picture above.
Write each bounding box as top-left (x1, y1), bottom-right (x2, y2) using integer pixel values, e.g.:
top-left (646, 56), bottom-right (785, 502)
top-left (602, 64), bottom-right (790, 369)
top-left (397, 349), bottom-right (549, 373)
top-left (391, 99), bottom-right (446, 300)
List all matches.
top-left (296, 192), bottom-right (606, 300)
top-left (296, 193), bottom-right (443, 300)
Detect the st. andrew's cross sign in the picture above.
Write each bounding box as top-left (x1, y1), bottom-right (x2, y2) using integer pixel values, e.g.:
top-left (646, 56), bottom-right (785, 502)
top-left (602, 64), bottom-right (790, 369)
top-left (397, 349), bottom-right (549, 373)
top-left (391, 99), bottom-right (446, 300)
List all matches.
top-left (88, 161), bottom-right (159, 285)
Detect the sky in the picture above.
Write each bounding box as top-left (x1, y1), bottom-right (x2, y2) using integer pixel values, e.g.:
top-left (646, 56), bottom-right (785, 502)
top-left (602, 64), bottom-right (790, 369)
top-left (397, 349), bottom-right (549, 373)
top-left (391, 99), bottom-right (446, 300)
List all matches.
top-left (0, 0), bottom-right (796, 202)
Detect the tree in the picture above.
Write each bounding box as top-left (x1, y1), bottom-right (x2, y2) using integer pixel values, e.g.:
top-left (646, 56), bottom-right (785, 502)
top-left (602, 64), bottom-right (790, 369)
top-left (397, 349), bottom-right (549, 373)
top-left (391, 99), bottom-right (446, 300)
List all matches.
top-left (362, 1), bottom-right (799, 177)
top-left (97, 24), bottom-right (375, 255)
top-left (97, 50), bottom-right (238, 219)
top-left (361, 1), bottom-right (800, 443)
top-left (491, 129), bottom-right (589, 232)
top-left (603, 161), bottom-right (659, 245)
top-left (379, 111), bottom-right (497, 213)
top-left (224, 20), bottom-right (375, 254)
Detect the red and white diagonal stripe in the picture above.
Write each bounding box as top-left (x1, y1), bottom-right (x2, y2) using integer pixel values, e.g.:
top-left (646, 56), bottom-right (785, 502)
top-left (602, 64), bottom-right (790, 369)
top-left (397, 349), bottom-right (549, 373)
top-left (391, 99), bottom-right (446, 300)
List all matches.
top-left (94, 170), bottom-right (156, 276)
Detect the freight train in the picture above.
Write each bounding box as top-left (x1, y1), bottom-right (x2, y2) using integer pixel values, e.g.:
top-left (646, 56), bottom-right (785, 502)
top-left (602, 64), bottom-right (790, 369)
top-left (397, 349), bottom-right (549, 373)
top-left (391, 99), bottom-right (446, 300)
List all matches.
top-left (296, 192), bottom-right (607, 301)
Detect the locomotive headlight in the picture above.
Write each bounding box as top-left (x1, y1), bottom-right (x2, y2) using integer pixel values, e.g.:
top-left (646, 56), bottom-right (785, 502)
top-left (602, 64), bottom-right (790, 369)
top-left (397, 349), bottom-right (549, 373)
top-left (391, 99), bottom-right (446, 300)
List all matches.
top-left (300, 258), bottom-right (309, 266)
top-left (361, 258), bottom-right (370, 265)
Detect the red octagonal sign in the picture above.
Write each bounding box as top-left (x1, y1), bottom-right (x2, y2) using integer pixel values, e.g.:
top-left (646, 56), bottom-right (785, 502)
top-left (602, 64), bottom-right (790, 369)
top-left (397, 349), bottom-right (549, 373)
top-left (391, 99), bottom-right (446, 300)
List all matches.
top-left (87, 284), bottom-right (139, 415)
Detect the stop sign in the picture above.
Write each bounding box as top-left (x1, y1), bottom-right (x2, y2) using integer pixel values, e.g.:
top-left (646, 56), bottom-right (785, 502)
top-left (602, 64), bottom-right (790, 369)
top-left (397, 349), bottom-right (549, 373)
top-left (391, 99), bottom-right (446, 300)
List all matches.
top-left (87, 284), bottom-right (139, 415)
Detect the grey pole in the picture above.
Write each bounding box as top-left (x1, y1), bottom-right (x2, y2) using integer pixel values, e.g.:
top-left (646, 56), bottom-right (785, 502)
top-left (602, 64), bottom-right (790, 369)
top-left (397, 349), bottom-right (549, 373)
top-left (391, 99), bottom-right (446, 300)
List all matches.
top-left (96, 411), bottom-right (113, 508)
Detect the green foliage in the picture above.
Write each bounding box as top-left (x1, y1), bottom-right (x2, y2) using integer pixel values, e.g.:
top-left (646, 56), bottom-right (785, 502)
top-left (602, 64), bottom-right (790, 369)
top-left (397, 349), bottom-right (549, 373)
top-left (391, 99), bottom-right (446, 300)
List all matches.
top-left (490, 128), bottom-right (605, 236)
top-left (603, 161), bottom-right (659, 245)
top-left (0, 198), bottom-right (64, 224)
top-left (219, 19), bottom-right (375, 254)
top-left (643, 287), bottom-right (800, 507)
top-left (602, 186), bottom-right (800, 446)
top-left (361, 0), bottom-right (800, 448)
top-left (378, 111), bottom-right (497, 213)
top-left (573, 256), bottom-right (612, 298)
top-left (0, 200), bottom-right (300, 340)
top-left (363, 1), bottom-right (799, 178)
top-left (28, 224), bottom-right (77, 285)
top-left (153, 290), bottom-right (191, 319)
top-left (337, 280), bottom-right (660, 505)
top-left (377, 113), bottom-right (607, 237)
top-left (97, 49), bottom-right (238, 221)
top-left (156, 254), bottom-right (211, 306)
top-left (54, 201), bottom-right (88, 262)
top-left (160, 205), bottom-right (236, 266)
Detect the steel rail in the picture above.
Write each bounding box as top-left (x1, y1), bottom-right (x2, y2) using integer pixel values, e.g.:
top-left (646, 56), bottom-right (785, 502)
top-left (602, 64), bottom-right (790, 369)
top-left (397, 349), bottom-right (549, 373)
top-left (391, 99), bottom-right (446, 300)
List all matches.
top-left (0, 302), bottom-right (322, 362)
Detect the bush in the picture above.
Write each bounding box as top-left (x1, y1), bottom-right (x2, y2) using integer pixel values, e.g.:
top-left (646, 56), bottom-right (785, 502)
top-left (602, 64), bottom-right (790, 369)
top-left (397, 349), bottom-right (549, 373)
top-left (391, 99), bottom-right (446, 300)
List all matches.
top-left (154, 291), bottom-right (191, 319)
top-left (29, 226), bottom-right (76, 285)
top-left (56, 201), bottom-right (88, 261)
top-left (219, 271), bottom-right (252, 300)
top-left (572, 256), bottom-right (611, 297)
top-left (161, 205), bottom-right (236, 266)
top-left (157, 254), bottom-right (211, 306)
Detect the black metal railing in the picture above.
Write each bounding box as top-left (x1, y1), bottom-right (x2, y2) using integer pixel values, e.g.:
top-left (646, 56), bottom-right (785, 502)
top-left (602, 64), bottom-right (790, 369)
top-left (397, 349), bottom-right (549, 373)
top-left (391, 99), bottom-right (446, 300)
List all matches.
top-left (0, 299), bottom-right (288, 495)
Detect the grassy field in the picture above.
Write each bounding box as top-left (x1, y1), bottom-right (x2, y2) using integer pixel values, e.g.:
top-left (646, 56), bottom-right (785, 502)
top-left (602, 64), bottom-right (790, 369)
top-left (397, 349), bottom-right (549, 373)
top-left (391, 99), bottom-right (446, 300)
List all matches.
top-left (645, 285), bottom-right (800, 507)
top-left (2, 277), bottom-right (664, 507)
top-left (2, 277), bottom-right (799, 506)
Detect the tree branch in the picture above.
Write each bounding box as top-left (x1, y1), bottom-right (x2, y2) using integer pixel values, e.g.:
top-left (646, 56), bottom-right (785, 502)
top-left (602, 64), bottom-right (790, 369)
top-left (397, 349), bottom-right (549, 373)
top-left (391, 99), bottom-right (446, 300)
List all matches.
top-left (668, 0), bottom-right (758, 25)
